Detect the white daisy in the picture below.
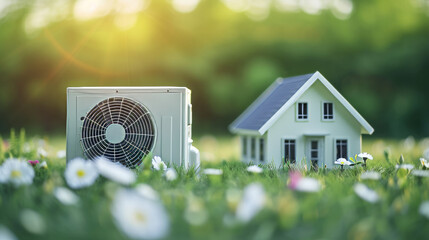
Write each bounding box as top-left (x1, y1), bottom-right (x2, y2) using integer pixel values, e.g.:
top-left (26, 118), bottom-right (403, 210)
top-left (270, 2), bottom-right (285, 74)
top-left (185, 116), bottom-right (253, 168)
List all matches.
top-left (420, 158), bottom-right (429, 168)
top-left (1, 158), bottom-right (35, 186)
top-left (419, 201), bottom-right (429, 219)
top-left (165, 168), bottom-right (178, 181)
top-left (23, 143), bottom-right (31, 153)
top-left (64, 158), bottom-right (99, 189)
top-left (236, 183), bottom-right (266, 222)
top-left (56, 150), bottom-right (66, 159)
top-left (353, 183), bottom-right (379, 203)
top-left (203, 168), bottom-right (223, 175)
top-left (0, 166), bottom-right (8, 183)
top-left (111, 189), bottom-right (170, 239)
top-left (226, 188), bottom-right (242, 211)
top-left (94, 157), bottom-right (136, 185)
top-left (152, 156), bottom-right (167, 171)
top-left (0, 225), bottom-right (17, 240)
top-left (424, 148), bottom-right (429, 160)
top-left (38, 161), bottom-right (48, 169)
top-left (184, 196), bottom-right (209, 226)
top-left (395, 164), bottom-right (414, 170)
top-left (334, 158), bottom-right (352, 166)
top-left (247, 165), bottom-right (263, 173)
top-left (411, 170), bottom-right (429, 178)
top-left (358, 152), bottom-right (373, 160)
top-left (360, 171), bottom-right (381, 180)
top-left (19, 209), bottom-right (46, 234)
top-left (223, 214), bottom-right (238, 227)
top-left (53, 187), bottom-right (79, 205)
top-left (135, 184), bottom-right (160, 201)
top-left (295, 177), bottom-right (321, 192)
top-left (37, 148), bottom-right (48, 158)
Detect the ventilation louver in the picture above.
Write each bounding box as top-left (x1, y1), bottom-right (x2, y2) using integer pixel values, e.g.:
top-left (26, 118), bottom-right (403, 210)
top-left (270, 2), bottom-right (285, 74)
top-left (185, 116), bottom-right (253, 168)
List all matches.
top-left (81, 97), bottom-right (156, 168)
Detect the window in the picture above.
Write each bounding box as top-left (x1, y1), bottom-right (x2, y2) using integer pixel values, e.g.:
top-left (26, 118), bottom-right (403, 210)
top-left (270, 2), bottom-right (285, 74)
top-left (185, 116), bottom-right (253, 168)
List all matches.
top-left (242, 136), bottom-right (247, 157)
top-left (323, 102), bottom-right (333, 120)
top-left (284, 139), bottom-right (296, 163)
top-left (310, 141), bottom-right (318, 162)
top-left (297, 102), bottom-right (308, 120)
top-left (259, 138), bottom-right (264, 161)
top-left (336, 139), bottom-right (347, 159)
top-left (250, 137), bottom-right (256, 159)
top-left (310, 140), bottom-right (319, 170)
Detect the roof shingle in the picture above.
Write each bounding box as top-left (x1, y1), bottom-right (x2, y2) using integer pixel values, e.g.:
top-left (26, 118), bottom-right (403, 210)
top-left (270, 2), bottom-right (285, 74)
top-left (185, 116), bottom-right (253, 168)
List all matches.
top-left (231, 73), bottom-right (314, 131)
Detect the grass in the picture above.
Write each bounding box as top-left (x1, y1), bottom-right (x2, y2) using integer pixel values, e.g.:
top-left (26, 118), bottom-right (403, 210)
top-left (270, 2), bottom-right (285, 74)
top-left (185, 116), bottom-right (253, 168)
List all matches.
top-left (1, 131), bottom-right (429, 239)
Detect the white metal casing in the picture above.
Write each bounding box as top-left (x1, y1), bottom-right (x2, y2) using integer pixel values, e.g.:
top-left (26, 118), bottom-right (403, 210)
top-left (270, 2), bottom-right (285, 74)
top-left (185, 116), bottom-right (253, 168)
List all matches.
top-left (66, 87), bottom-right (197, 168)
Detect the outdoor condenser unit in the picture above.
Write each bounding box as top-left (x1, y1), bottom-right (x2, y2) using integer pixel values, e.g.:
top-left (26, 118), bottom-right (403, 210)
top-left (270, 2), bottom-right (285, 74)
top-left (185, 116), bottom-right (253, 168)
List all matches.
top-left (66, 87), bottom-right (200, 169)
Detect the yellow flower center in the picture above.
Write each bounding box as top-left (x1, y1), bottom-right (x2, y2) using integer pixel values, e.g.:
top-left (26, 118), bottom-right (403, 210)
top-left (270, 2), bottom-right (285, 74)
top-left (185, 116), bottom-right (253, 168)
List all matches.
top-left (134, 211), bottom-right (146, 223)
top-left (11, 170), bottom-right (22, 178)
top-left (77, 169), bottom-right (86, 178)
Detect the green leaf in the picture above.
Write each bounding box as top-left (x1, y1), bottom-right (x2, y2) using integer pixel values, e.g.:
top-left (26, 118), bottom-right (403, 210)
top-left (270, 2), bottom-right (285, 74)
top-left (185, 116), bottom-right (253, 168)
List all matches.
top-left (384, 150), bottom-right (391, 165)
top-left (138, 152), bottom-right (153, 171)
top-left (397, 168), bottom-right (408, 178)
top-left (399, 154), bottom-right (405, 165)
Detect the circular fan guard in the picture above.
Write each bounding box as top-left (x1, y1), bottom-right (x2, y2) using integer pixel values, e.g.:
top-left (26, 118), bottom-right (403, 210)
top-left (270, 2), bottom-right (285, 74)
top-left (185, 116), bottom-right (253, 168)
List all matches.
top-left (81, 97), bottom-right (156, 168)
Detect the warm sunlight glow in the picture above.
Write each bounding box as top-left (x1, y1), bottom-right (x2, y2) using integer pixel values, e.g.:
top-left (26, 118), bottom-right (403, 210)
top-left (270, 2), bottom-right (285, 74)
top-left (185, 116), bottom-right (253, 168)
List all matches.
top-left (0, 0), bottom-right (14, 19)
top-left (222, 0), bottom-right (249, 12)
top-left (74, 0), bottom-right (114, 21)
top-left (73, 0), bottom-right (149, 29)
top-left (25, 6), bottom-right (51, 33)
top-left (246, 0), bottom-right (271, 21)
top-left (43, 30), bottom-right (124, 79)
top-left (114, 0), bottom-right (149, 30)
top-left (116, 0), bottom-right (148, 14)
top-left (332, 0), bottom-right (353, 20)
top-left (172, 0), bottom-right (200, 13)
top-left (24, 0), bottom-right (70, 33)
top-left (275, 0), bottom-right (299, 12)
top-left (299, 0), bottom-right (324, 15)
top-left (114, 14), bottom-right (138, 30)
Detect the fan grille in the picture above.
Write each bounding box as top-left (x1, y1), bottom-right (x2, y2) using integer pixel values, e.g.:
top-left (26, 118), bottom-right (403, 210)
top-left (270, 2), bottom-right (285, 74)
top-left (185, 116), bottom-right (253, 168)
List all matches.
top-left (81, 97), bottom-right (156, 168)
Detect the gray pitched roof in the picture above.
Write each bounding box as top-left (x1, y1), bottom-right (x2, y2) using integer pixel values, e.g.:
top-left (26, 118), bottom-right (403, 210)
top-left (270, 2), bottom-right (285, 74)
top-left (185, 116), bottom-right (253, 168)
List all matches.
top-left (230, 73), bottom-right (314, 132)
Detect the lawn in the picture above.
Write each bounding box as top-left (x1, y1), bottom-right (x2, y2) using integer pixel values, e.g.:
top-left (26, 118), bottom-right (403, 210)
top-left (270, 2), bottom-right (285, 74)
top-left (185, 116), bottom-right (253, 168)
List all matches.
top-left (1, 131), bottom-right (429, 240)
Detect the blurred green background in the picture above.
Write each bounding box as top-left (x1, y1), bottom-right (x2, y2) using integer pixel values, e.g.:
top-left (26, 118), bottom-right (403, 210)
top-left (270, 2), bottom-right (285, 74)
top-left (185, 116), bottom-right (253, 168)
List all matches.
top-left (1, 0), bottom-right (429, 138)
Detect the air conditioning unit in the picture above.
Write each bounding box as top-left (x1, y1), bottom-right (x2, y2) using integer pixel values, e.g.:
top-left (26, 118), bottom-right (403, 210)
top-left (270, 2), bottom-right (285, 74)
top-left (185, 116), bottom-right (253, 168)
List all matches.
top-left (66, 87), bottom-right (200, 169)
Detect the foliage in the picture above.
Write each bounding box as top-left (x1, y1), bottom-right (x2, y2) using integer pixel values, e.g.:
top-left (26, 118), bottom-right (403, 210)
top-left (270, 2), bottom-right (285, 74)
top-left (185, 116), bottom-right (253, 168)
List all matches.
top-left (0, 135), bottom-right (3, 162)
top-left (349, 154), bottom-right (362, 166)
top-left (0, 128), bottom-right (38, 162)
top-left (1, 135), bottom-right (429, 239)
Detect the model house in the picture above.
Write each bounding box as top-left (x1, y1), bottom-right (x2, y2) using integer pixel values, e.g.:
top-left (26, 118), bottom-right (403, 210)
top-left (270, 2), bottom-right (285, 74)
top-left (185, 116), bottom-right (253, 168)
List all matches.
top-left (229, 71), bottom-right (374, 169)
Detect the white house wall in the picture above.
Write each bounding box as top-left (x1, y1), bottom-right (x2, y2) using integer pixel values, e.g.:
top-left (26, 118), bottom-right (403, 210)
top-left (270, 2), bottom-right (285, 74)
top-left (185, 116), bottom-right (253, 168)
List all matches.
top-left (266, 80), bottom-right (362, 168)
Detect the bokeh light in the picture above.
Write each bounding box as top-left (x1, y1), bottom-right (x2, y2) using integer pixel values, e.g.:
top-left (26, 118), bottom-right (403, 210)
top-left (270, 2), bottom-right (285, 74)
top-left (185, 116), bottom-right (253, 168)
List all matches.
top-left (0, 0), bottom-right (428, 138)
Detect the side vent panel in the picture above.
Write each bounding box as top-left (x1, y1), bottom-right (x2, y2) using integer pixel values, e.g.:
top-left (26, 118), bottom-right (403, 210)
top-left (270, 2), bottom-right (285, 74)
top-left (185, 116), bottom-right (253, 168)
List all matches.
top-left (161, 116), bottom-right (173, 165)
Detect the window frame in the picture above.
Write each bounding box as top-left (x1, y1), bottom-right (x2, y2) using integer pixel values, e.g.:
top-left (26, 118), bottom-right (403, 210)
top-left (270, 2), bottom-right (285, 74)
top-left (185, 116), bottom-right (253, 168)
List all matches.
top-left (283, 139), bottom-right (296, 164)
top-left (296, 102), bottom-right (308, 121)
top-left (259, 138), bottom-right (264, 162)
top-left (250, 137), bottom-right (256, 160)
top-left (310, 140), bottom-right (319, 162)
top-left (335, 139), bottom-right (348, 160)
top-left (322, 101), bottom-right (334, 121)
top-left (242, 136), bottom-right (247, 158)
